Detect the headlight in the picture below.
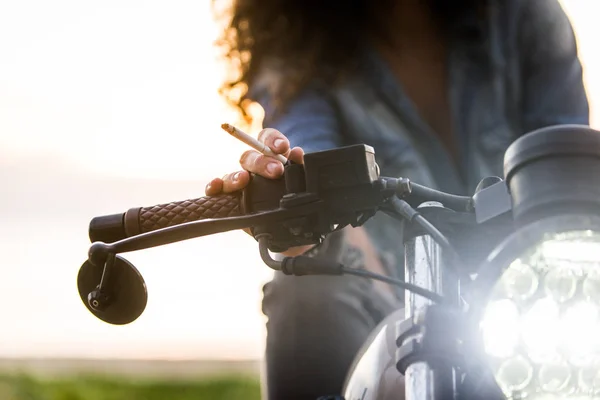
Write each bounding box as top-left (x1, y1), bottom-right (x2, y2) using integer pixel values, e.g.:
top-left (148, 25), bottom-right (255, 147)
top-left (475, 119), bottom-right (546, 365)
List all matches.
top-left (475, 126), bottom-right (600, 399)
top-left (480, 225), bottom-right (600, 399)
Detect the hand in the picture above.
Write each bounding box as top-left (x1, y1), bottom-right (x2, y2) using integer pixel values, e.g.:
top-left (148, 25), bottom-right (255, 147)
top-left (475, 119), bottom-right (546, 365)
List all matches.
top-left (205, 128), bottom-right (310, 256)
top-left (205, 128), bottom-right (304, 195)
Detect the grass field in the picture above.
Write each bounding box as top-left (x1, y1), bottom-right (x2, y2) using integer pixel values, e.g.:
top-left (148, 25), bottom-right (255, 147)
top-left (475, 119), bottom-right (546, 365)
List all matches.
top-left (0, 359), bottom-right (262, 400)
top-left (0, 374), bottom-right (261, 400)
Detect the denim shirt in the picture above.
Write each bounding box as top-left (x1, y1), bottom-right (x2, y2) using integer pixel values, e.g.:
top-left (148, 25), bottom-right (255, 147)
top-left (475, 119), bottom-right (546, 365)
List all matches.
top-left (251, 0), bottom-right (590, 275)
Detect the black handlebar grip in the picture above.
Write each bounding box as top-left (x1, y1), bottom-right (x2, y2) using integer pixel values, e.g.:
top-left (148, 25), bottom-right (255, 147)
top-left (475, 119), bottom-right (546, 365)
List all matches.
top-left (89, 192), bottom-right (243, 243)
top-left (89, 212), bottom-right (127, 243)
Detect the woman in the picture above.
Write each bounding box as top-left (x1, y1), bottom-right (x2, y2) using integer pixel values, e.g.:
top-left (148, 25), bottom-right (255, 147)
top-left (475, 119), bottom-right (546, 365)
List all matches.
top-left (208, 0), bottom-right (589, 398)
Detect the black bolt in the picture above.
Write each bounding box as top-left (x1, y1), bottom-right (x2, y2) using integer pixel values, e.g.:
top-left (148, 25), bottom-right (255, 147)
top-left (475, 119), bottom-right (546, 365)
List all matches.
top-left (88, 289), bottom-right (110, 312)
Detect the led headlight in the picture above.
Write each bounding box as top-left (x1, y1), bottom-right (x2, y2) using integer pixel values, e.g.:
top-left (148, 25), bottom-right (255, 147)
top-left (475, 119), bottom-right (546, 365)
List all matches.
top-left (474, 126), bottom-right (600, 400)
top-left (480, 224), bottom-right (600, 399)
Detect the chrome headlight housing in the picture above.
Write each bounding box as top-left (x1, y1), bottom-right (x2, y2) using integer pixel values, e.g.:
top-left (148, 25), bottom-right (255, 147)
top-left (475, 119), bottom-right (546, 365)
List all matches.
top-left (472, 125), bottom-right (600, 400)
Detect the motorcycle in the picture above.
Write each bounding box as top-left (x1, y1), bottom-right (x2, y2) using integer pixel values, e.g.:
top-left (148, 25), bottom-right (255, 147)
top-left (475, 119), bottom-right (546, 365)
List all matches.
top-left (76, 124), bottom-right (600, 400)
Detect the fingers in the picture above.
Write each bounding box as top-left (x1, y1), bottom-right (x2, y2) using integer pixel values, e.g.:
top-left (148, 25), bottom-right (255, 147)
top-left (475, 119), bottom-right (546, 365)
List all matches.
top-left (261, 128), bottom-right (304, 165)
top-left (237, 143), bottom-right (304, 181)
top-left (204, 177), bottom-right (223, 196)
top-left (206, 128), bottom-right (304, 197)
top-left (257, 128), bottom-right (290, 156)
top-left (288, 146), bottom-right (304, 164)
top-left (205, 170), bottom-right (250, 195)
top-left (240, 150), bottom-right (285, 178)
top-left (222, 170), bottom-right (250, 193)
top-left (252, 128), bottom-right (304, 165)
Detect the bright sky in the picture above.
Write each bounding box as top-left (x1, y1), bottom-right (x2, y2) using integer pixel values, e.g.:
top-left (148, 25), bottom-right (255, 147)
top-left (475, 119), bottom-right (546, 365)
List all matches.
top-left (0, 0), bottom-right (599, 361)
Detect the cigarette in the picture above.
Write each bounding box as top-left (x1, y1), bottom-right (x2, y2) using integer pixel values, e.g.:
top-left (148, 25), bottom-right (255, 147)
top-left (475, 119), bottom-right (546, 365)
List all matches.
top-left (221, 123), bottom-right (288, 165)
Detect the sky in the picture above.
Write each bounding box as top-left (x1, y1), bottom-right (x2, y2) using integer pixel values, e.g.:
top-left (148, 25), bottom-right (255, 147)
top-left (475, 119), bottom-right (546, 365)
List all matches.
top-left (0, 0), bottom-right (599, 360)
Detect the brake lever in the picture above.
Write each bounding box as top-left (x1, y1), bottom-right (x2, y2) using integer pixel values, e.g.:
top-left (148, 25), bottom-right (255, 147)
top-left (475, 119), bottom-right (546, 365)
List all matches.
top-left (86, 201), bottom-right (325, 267)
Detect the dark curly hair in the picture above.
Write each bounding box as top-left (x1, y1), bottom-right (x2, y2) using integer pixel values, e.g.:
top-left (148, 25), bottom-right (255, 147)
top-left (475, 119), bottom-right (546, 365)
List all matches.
top-left (214, 0), bottom-right (485, 121)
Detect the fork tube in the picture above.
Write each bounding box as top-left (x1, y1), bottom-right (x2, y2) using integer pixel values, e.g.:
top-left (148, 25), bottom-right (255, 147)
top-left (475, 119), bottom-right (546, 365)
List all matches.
top-left (404, 202), bottom-right (458, 400)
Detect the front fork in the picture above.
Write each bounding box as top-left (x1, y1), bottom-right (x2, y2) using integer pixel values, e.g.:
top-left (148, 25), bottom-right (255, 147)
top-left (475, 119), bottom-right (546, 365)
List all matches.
top-left (402, 202), bottom-right (460, 400)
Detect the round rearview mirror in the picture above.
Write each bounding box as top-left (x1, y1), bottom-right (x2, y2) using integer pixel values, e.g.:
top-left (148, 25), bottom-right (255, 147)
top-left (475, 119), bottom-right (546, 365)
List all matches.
top-left (77, 255), bottom-right (147, 325)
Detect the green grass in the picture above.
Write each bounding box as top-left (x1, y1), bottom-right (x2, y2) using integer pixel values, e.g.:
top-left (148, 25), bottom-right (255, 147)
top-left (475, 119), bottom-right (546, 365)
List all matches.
top-left (0, 374), bottom-right (261, 400)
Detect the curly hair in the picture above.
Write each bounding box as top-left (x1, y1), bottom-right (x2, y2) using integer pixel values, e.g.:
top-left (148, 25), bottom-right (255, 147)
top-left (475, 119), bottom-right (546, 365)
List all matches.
top-left (214, 0), bottom-right (485, 122)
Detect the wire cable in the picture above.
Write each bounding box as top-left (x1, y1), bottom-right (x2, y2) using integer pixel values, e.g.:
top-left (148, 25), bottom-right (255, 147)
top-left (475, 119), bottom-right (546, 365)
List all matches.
top-left (386, 197), bottom-right (465, 279)
top-left (340, 266), bottom-right (445, 303)
top-left (257, 236), bottom-right (446, 303)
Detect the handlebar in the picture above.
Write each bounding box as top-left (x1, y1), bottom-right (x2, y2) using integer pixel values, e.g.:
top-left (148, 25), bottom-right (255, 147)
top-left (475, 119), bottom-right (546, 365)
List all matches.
top-left (88, 144), bottom-right (387, 251)
top-left (88, 143), bottom-right (476, 248)
top-left (89, 192), bottom-right (243, 243)
top-left (78, 143), bottom-right (492, 327)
